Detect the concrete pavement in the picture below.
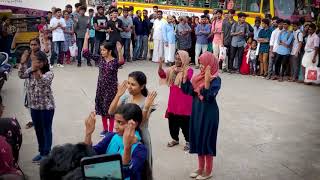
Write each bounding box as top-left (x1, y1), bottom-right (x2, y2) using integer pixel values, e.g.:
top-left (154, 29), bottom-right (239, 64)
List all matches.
top-left (2, 61), bottom-right (320, 180)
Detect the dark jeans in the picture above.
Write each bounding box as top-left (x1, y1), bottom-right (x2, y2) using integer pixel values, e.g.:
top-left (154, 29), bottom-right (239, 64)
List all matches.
top-left (76, 38), bottom-right (87, 64)
top-left (229, 46), bottom-right (244, 70)
top-left (290, 55), bottom-right (299, 80)
top-left (121, 38), bottom-right (131, 62)
top-left (275, 53), bottom-right (290, 77)
top-left (89, 37), bottom-right (95, 54)
top-left (3, 35), bottom-right (13, 57)
top-left (31, 109), bottom-right (55, 156)
top-left (168, 113), bottom-right (189, 142)
top-left (140, 35), bottom-right (149, 59)
top-left (52, 41), bottom-right (64, 65)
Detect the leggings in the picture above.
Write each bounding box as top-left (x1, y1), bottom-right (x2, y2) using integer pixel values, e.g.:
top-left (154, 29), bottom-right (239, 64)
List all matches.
top-left (198, 155), bottom-right (214, 174)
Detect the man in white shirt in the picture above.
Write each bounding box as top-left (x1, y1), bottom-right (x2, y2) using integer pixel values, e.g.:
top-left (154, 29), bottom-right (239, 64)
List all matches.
top-left (49, 8), bottom-right (66, 68)
top-left (267, 18), bottom-right (283, 79)
top-left (289, 21), bottom-right (303, 82)
top-left (151, 10), bottom-right (165, 63)
top-left (253, 18), bottom-right (262, 40)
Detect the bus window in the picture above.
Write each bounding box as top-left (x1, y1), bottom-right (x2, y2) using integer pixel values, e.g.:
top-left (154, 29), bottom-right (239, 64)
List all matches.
top-left (274, 0), bottom-right (313, 22)
top-left (262, 0), bottom-right (270, 14)
top-left (229, 0), bottom-right (261, 12)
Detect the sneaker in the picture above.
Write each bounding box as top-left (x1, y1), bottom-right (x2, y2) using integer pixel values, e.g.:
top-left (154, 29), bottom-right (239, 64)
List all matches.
top-left (32, 154), bottom-right (42, 163)
top-left (196, 173), bottom-right (213, 180)
top-left (77, 63), bottom-right (81, 67)
top-left (100, 130), bottom-right (108, 137)
top-left (190, 169), bottom-right (201, 178)
top-left (50, 65), bottom-right (53, 69)
top-left (57, 64), bottom-right (64, 68)
top-left (87, 62), bottom-right (92, 66)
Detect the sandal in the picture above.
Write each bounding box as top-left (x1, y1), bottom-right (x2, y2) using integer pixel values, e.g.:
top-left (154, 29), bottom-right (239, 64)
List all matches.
top-left (25, 122), bottom-right (33, 129)
top-left (183, 142), bottom-right (190, 151)
top-left (167, 140), bottom-right (179, 147)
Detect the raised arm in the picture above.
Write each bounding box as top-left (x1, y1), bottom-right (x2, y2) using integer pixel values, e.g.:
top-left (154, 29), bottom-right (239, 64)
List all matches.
top-left (18, 50), bottom-right (32, 79)
top-left (82, 31), bottom-right (100, 61)
top-left (108, 81), bottom-right (127, 115)
top-left (158, 58), bottom-right (166, 79)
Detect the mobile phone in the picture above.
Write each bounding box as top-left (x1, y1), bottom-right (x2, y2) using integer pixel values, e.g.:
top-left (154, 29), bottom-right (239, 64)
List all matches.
top-left (81, 154), bottom-right (123, 180)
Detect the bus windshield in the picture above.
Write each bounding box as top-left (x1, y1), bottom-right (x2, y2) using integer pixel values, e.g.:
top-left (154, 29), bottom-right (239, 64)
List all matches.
top-left (274, 0), bottom-right (313, 22)
top-left (227, 0), bottom-right (261, 13)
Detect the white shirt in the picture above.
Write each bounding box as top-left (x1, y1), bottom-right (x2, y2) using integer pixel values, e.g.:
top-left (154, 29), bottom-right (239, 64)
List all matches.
top-left (269, 28), bottom-right (282, 52)
top-left (153, 18), bottom-right (166, 40)
top-left (50, 17), bottom-right (66, 42)
top-left (291, 29), bottom-right (303, 55)
top-left (253, 26), bottom-right (262, 40)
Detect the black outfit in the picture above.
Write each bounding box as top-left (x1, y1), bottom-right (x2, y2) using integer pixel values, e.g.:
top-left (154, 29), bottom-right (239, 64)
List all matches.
top-left (93, 15), bottom-right (107, 41)
top-left (107, 18), bottom-right (123, 44)
top-left (275, 54), bottom-right (290, 77)
top-left (167, 113), bottom-right (189, 142)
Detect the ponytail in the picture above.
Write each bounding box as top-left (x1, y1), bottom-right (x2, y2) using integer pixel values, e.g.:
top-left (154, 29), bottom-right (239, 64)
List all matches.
top-left (141, 86), bottom-right (148, 97)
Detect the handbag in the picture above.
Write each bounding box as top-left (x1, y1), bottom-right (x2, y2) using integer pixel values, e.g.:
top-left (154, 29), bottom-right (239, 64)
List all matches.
top-left (69, 43), bottom-right (78, 57)
top-left (304, 65), bottom-right (320, 84)
top-left (219, 46), bottom-right (227, 61)
top-left (148, 41), bottom-right (154, 50)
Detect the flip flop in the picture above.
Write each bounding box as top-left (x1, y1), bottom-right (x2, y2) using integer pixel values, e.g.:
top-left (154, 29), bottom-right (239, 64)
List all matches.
top-left (25, 122), bottom-right (33, 129)
top-left (167, 140), bottom-right (179, 147)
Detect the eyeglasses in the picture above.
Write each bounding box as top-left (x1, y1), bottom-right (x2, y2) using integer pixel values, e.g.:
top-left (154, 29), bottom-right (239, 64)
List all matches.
top-left (30, 44), bottom-right (38, 46)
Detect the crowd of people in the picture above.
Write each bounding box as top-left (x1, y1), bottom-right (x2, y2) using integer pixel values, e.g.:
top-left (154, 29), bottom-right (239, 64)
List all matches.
top-left (0, 1), bottom-right (320, 180)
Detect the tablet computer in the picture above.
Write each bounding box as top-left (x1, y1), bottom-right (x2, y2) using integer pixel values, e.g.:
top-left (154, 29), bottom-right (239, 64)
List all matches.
top-left (81, 154), bottom-right (123, 180)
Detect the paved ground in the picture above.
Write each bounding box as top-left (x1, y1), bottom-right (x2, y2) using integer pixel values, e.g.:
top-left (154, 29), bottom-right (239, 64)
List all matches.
top-left (2, 61), bottom-right (320, 180)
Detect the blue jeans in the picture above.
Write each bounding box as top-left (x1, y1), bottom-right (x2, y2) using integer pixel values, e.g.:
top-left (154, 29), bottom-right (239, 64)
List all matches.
top-left (121, 38), bottom-right (131, 62)
top-left (133, 35), bottom-right (143, 59)
top-left (52, 41), bottom-right (64, 65)
top-left (31, 109), bottom-right (55, 156)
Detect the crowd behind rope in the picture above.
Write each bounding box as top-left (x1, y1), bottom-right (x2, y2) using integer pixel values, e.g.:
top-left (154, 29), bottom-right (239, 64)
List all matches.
top-left (0, 2), bottom-right (319, 180)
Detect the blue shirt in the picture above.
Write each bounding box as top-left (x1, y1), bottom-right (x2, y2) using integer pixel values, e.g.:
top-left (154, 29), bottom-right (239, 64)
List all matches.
top-left (133, 17), bottom-right (144, 36)
top-left (93, 132), bottom-right (147, 180)
top-left (276, 30), bottom-right (294, 55)
top-left (142, 18), bottom-right (151, 36)
top-left (258, 28), bottom-right (272, 53)
top-left (195, 24), bottom-right (211, 44)
top-left (162, 23), bottom-right (176, 44)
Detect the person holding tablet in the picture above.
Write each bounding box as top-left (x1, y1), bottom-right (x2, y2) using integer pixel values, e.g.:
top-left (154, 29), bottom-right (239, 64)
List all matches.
top-left (84, 103), bottom-right (151, 180)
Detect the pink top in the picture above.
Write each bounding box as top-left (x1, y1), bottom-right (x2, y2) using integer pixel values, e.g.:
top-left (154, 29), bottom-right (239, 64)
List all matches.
top-left (305, 33), bottom-right (320, 51)
top-left (212, 19), bottom-right (223, 45)
top-left (158, 68), bottom-right (193, 117)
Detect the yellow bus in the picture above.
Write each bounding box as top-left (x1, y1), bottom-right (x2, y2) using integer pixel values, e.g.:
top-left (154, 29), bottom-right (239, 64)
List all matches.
top-left (115, 0), bottom-right (315, 24)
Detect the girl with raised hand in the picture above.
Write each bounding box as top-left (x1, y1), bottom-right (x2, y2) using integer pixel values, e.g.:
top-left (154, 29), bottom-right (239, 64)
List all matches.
top-left (82, 31), bottom-right (124, 137)
top-left (181, 51), bottom-right (221, 180)
top-left (84, 103), bottom-right (151, 180)
top-left (18, 51), bottom-right (55, 163)
top-left (108, 71), bottom-right (156, 174)
top-left (158, 51), bottom-right (193, 151)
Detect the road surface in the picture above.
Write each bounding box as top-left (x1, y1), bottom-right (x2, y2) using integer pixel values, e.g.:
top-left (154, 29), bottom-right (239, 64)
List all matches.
top-left (2, 61), bottom-right (320, 180)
